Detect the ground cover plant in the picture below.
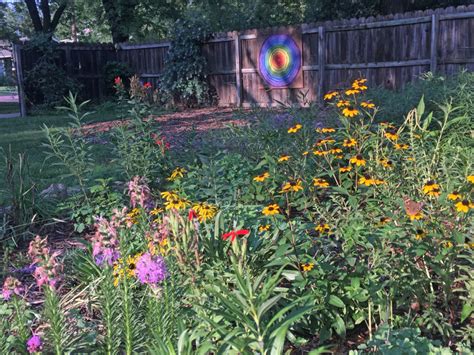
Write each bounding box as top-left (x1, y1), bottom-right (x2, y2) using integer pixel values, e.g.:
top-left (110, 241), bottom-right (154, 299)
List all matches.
top-left (0, 74), bottom-right (473, 353)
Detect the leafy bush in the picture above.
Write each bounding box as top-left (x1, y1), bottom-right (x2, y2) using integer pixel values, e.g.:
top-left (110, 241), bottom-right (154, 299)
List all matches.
top-left (159, 13), bottom-right (214, 107)
top-left (102, 61), bottom-right (133, 96)
top-left (23, 35), bottom-right (82, 108)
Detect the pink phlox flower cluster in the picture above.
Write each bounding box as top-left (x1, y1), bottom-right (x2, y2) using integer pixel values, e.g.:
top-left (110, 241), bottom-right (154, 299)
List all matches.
top-left (128, 176), bottom-right (152, 209)
top-left (135, 252), bottom-right (168, 286)
top-left (2, 276), bottom-right (24, 300)
top-left (91, 210), bottom-right (125, 266)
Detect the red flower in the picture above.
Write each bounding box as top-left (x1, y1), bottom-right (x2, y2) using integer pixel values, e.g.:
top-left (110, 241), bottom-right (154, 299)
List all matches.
top-left (144, 82), bottom-right (152, 89)
top-left (188, 209), bottom-right (197, 221)
top-left (114, 76), bottom-right (122, 85)
top-left (222, 229), bottom-right (250, 242)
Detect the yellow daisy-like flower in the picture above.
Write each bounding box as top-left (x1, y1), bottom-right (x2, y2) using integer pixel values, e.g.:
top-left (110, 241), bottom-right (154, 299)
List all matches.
top-left (324, 91), bottom-right (338, 100)
top-left (467, 175), bottom-right (474, 184)
top-left (408, 211), bottom-right (424, 221)
top-left (442, 241), bottom-right (453, 249)
top-left (359, 176), bottom-right (377, 187)
top-left (167, 167), bottom-right (187, 181)
top-left (361, 101), bottom-right (375, 109)
top-left (113, 253), bottom-right (142, 287)
top-left (349, 154), bottom-right (366, 166)
top-left (262, 204), bottom-right (280, 216)
top-left (281, 180), bottom-right (304, 193)
top-left (254, 172), bottom-right (270, 182)
top-left (379, 158), bottom-right (393, 169)
top-left (193, 202), bottom-right (218, 222)
top-left (316, 138), bottom-right (336, 146)
top-left (339, 166), bottom-right (352, 173)
top-left (315, 223), bottom-right (330, 234)
top-left (302, 151), bottom-right (309, 156)
top-left (352, 78), bottom-right (368, 90)
top-left (447, 191), bottom-right (462, 201)
top-left (288, 124), bottom-right (302, 133)
top-left (259, 224), bottom-right (270, 233)
top-left (126, 208), bottom-right (140, 225)
top-left (278, 155), bottom-right (290, 162)
top-left (342, 106), bottom-right (360, 118)
top-left (316, 127), bottom-right (336, 133)
top-left (415, 229), bottom-right (426, 241)
top-left (329, 148), bottom-right (343, 154)
top-left (345, 89), bottom-right (360, 96)
top-left (313, 150), bottom-right (329, 156)
top-left (336, 100), bottom-right (350, 108)
top-left (384, 132), bottom-right (398, 141)
top-left (455, 200), bottom-right (471, 213)
top-left (394, 143), bottom-right (409, 150)
top-left (150, 207), bottom-right (164, 216)
top-left (165, 196), bottom-right (189, 211)
top-left (343, 138), bottom-right (357, 147)
top-left (161, 191), bottom-right (179, 201)
top-left (422, 181), bottom-right (440, 195)
top-left (313, 178), bottom-right (330, 188)
top-left (301, 263), bottom-right (314, 272)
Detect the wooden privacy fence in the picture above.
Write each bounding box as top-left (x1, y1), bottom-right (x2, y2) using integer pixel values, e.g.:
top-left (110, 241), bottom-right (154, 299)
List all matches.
top-left (14, 5), bottom-right (474, 112)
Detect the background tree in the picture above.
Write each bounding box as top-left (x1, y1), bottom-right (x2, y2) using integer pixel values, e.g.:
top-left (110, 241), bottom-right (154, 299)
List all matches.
top-left (23, 0), bottom-right (69, 36)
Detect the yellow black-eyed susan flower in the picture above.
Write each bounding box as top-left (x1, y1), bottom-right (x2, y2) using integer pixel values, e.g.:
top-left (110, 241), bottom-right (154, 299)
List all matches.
top-left (301, 263), bottom-right (314, 272)
top-left (447, 191), bottom-right (462, 201)
top-left (315, 223), bottom-right (330, 234)
top-left (278, 155), bottom-right (290, 162)
top-left (259, 224), bottom-right (270, 233)
top-left (288, 124), bottom-right (302, 133)
top-left (313, 150), bottom-right (329, 156)
top-left (262, 204), bottom-right (280, 216)
top-left (345, 89), bottom-right (360, 96)
top-left (359, 176), bottom-right (377, 187)
top-left (336, 100), bottom-right (350, 108)
top-left (407, 211), bottom-right (424, 221)
top-left (379, 158), bottom-right (393, 169)
top-left (165, 196), bottom-right (190, 210)
top-left (316, 138), bottom-right (336, 146)
top-left (467, 175), bottom-right (474, 184)
top-left (352, 78), bottom-right (368, 90)
top-left (339, 166), bottom-right (352, 173)
top-left (254, 172), bottom-right (270, 182)
top-left (193, 202), bottom-right (218, 222)
top-left (394, 143), bottom-right (409, 150)
top-left (422, 181), bottom-right (440, 195)
top-left (342, 106), bottom-right (360, 118)
top-left (361, 101), bottom-right (375, 109)
top-left (316, 127), bottom-right (336, 133)
top-left (329, 148), bottom-right (343, 154)
top-left (167, 167), bottom-right (187, 181)
top-left (323, 91), bottom-right (338, 100)
top-left (281, 180), bottom-right (304, 193)
top-left (455, 200), bottom-right (471, 213)
top-left (343, 138), bottom-right (357, 147)
top-left (313, 178), bottom-right (330, 188)
top-left (384, 132), bottom-right (398, 141)
top-left (161, 191), bottom-right (179, 201)
top-left (150, 207), bottom-right (164, 216)
top-left (350, 155), bottom-right (366, 166)
top-left (415, 229), bottom-right (426, 240)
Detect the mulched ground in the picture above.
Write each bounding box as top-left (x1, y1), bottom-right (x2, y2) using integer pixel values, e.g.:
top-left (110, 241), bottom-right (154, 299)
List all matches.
top-left (81, 107), bottom-right (254, 137)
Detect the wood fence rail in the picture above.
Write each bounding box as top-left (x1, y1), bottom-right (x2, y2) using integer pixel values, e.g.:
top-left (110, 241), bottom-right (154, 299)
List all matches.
top-left (14, 5), bottom-right (474, 113)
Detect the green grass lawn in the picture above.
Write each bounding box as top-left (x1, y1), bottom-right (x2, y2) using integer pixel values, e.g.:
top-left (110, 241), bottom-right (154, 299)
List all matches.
top-left (0, 104), bottom-right (122, 204)
top-left (0, 102), bottom-right (20, 114)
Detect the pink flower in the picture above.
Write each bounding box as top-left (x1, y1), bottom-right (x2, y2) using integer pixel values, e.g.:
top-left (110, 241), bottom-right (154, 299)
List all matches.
top-left (28, 237), bottom-right (62, 290)
top-left (143, 82), bottom-right (152, 89)
top-left (114, 76), bottom-right (122, 86)
top-left (91, 212), bottom-right (123, 267)
top-left (2, 276), bottom-right (24, 300)
top-left (27, 335), bottom-right (42, 353)
top-left (128, 176), bottom-right (152, 209)
top-left (136, 252), bottom-right (168, 286)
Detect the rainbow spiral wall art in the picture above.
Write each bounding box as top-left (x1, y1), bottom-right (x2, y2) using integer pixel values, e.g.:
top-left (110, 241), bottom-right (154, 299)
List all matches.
top-left (258, 34), bottom-right (302, 88)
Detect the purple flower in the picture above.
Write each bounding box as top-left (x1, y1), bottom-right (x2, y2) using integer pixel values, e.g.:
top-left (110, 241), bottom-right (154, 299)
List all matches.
top-left (91, 214), bottom-right (122, 267)
top-left (27, 335), bottom-right (42, 353)
top-left (135, 252), bottom-right (167, 285)
top-left (2, 276), bottom-right (24, 300)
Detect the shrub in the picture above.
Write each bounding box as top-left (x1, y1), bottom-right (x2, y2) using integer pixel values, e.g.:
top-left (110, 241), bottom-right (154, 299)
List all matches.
top-left (23, 35), bottom-right (81, 108)
top-left (102, 61), bottom-right (133, 96)
top-left (159, 13), bottom-right (214, 107)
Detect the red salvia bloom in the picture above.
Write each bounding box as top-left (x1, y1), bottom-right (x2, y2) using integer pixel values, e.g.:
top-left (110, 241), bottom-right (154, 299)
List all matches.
top-left (114, 76), bottom-right (122, 85)
top-left (222, 229), bottom-right (250, 242)
top-left (144, 82), bottom-right (152, 89)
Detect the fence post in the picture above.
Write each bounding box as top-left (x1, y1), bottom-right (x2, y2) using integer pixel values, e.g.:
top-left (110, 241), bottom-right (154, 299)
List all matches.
top-left (430, 14), bottom-right (439, 73)
top-left (234, 31), bottom-right (242, 107)
top-left (317, 26), bottom-right (325, 103)
top-left (13, 44), bottom-right (26, 117)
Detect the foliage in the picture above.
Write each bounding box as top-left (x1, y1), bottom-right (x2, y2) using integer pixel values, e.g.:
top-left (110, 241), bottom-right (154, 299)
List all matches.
top-left (102, 61), bottom-right (133, 96)
top-left (23, 35), bottom-right (82, 108)
top-left (159, 14), bottom-right (214, 107)
top-left (1, 75), bottom-right (473, 353)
